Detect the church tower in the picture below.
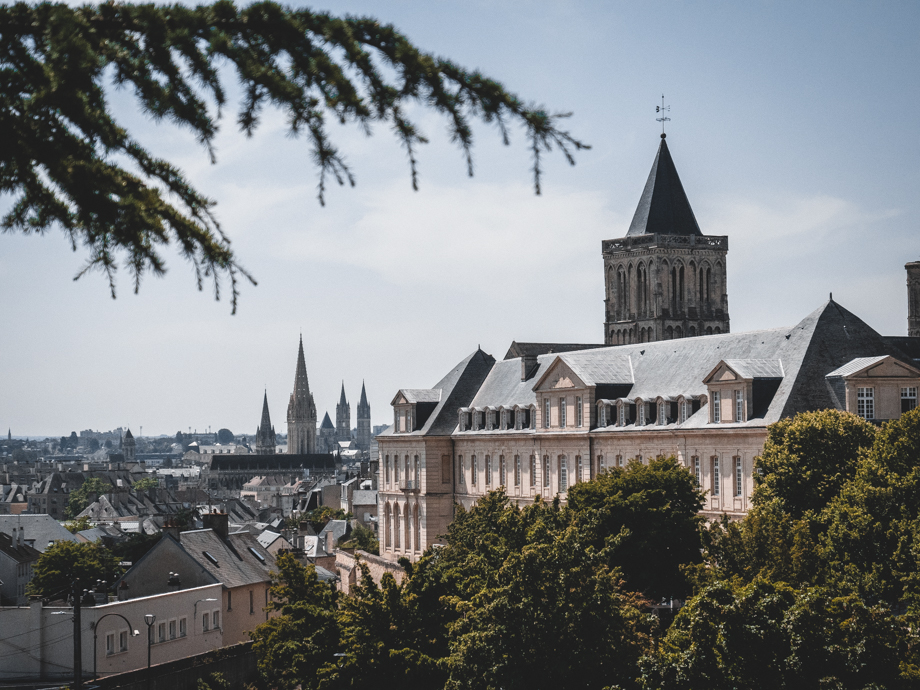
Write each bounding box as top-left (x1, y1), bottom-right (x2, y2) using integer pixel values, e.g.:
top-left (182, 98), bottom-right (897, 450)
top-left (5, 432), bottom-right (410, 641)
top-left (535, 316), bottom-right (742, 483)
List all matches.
top-left (122, 428), bottom-right (136, 463)
top-left (603, 133), bottom-right (729, 345)
top-left (907, 261), bottom-right (920, 337)
top-left (336, 383), bottom-right (351, 444)
top-left (356, 381), bottom-right (371, 453)
top-left (255, 391), bottom-right (276, 455)
top-left (318, 413), bottom-right (336, 453)
top-left (287, 336), bottom-right (318, 454)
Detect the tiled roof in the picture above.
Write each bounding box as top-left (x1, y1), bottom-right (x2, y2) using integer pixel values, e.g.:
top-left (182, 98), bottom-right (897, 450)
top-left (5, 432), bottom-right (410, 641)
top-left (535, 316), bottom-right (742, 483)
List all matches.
top-left (826, 356), bottom-right (889, 378)
top-left (721, 359), bottom-right (785, 379)
top-left (503, 341), bottom-right (606, 360)
top-left (397, 389), bottom-right (442, 403)
top-left (352, 490), bottom-right (377, 506)
top-left (177, 529), bottom-right (273, 589)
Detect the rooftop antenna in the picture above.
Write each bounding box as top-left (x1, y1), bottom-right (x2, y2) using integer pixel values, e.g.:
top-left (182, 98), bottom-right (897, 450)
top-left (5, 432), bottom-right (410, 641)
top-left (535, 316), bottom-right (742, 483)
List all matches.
top-left (656, 94), bottom-right (671, 136)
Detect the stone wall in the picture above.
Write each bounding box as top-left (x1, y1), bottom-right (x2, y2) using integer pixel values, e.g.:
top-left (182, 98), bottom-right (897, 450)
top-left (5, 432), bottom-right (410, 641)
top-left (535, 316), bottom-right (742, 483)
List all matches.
top-left (95, 642), bottom-right (257, 690)
top-left (335, 549), bottom-right (405, 594)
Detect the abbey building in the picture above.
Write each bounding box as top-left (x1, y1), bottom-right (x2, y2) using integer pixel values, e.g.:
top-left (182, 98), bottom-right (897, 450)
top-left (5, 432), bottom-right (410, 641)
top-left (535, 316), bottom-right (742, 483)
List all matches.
top-left (376, 134), bottom-right (920, 563)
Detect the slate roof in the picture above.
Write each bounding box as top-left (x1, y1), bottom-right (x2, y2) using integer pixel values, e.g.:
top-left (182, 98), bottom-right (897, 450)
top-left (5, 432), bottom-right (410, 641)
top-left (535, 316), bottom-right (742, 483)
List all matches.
top-left (177, 529), bottom-right (273, 588)
top-left (441, 299), bottom-right (912, 433)
top-left (0, 531), bottom-right (41, 565)
top-left (826, 356), bottom-right (889, 378)
top-left (504, 341), bottom-right (607, 360)
top-left (396, 389), bottom-right (442, 404)
top-left (256, 530), bottom-right (285, 549)
top-left (320, 413), bottom-right (334, 430)
top-left (626, 135), bottom-right (703, 237)
top-left (0, 514), bottom-right (79, 552)
top-left (352, 490), bottom-right (377, 506)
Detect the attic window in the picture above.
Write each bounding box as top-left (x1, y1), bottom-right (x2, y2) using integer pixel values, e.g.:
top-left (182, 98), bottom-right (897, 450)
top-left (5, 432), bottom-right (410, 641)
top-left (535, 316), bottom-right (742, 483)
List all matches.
top-left (203, 551), bottom-right (220, 566)
top-left (249, 547), bottom-right (266, 563)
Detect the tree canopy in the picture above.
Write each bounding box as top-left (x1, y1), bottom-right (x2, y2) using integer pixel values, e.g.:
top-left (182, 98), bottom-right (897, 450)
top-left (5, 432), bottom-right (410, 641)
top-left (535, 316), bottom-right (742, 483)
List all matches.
top-left (65, 476), bottom-right (113, 518)
top-left (1, 1), bottom-right (587, 311)
top-left (28, 539), bottom-right (123, 600)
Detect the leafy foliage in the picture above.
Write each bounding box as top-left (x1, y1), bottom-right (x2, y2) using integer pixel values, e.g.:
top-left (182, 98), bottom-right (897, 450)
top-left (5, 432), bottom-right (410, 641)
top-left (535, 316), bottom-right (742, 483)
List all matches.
top-left (131, 476), bottom-right (159, 491)
top-left (65, 476), bottom-right (113, 519)
top-left (1, 1), bottom-right (587, 310)
top-left (28, 539), bottom-right (122, 600)
top-left (338, 523), bottom-right (379, 555)
top-left (303, 505), bottom-right (346, 532)
top-left (65, 515), bottom-right (93, 534)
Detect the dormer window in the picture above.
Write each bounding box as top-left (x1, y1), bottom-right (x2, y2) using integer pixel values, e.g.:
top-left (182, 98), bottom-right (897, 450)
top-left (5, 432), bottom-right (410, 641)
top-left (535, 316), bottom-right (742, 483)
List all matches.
top-left (543, 398), bottom-right (551, 428)
top-left (637, 400), bottom-right (646, 426)
top-left (618, 402), bottom-right (626, 426)
top-left (712, 390), bottom-right (721, 423)
top-left (658, 401), bottom-right (667, 425)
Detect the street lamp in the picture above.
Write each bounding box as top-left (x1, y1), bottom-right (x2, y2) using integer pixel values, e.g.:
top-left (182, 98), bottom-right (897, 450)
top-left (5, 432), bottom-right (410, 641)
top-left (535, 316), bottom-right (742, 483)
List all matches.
top-left (193, 598), bottom-right (217, 634)
top-left (143, 613), bottom-right (155, 690)
top-left (91, 613), bottom-right (139, 680)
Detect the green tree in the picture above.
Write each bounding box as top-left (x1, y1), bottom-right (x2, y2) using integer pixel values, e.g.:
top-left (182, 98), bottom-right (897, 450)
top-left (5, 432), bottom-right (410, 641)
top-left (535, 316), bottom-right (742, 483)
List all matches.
top-left (65, 515), bottom-right (93, 534)
top-left (250, 553), bottom-right (338, 690)
top-left (65, 476), bottom-right (113, 518)
top-left (305, 505), bottom-right (346, 532)
top-left (753, 409), bottom-right (876, 517)
top-left (216, 428), bottom-right (234, 444)
top-left (567, 456), bottom-right (705, 599)
top-left (28, 540), bottom-right (123, 600)
top-left (338, 523), bottom-right (379, 555)
top-left (1, 2), bottom-right (586, 310)
top-left (111, 531), bottom-right (161, 565)
top-left (132, 476), bottom-right (159, 491)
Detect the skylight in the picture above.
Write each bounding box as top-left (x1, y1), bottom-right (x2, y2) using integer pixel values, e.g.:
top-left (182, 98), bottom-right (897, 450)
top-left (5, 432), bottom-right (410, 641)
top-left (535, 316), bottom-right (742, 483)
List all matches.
top-left (203, 551), bottom-right (219, 566)
top-left (249, 547), bottom-right (266, 563)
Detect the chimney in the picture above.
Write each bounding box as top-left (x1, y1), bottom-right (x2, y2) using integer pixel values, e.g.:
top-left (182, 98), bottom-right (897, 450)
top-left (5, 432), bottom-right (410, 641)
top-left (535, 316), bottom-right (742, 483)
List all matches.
top-left (202, 511), bottom-right (229, 541)
top-left (521, 354), bottom-right (538, 382)
top-left (907, 262), bottom-right (920, 338)
top-left (161, 520), bottom-right (180, 542)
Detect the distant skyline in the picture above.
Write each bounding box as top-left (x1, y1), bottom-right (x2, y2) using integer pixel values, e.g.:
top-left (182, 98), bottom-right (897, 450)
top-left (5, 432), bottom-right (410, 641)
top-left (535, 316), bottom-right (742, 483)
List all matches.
top-left (2, 1), bottom-right (918, 437)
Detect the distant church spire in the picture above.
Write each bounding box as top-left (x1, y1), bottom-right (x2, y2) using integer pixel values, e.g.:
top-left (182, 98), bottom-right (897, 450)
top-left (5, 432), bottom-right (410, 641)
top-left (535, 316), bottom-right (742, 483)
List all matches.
top-left (255, 390), bottom-right (276, 455)
top-left (287, 336), bottom-right (318, 454)
top-left (336, 381), bottom-right (351, 445)
top-left (356, 380), bottom-right (372, 453)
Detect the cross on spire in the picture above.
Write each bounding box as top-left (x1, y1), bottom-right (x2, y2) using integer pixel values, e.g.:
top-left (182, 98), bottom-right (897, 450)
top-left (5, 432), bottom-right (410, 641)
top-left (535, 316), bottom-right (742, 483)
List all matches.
top-left (656, 94), bottom-right (671, 135)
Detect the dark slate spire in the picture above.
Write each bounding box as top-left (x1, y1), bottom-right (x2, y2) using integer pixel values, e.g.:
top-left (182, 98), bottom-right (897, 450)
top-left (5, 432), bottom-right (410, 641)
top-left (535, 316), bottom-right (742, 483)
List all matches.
top-left (260, 390), bottom-right (272, 430)
top-left (293, 335), bottom-right (311, 400)
top-left (626, 134), bottom-right (702, 237)
top-left (321, 412), bottom-right (334, 430)
top-left (359, 381), bottom-right (368, 407)
top-left (339, 382), bottom-right (348, 406)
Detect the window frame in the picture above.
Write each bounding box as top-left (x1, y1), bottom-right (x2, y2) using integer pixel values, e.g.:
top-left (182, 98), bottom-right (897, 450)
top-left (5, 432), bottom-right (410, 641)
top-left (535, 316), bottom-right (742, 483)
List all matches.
top-left (544, 398), bottom-right (551, 428)
top-left (712, 456), bottom-right (721, 496)
top-left (734, 456), bottom-right (743, 497)
top-left (902, 387), bottom-right (918, 413)
top-left (576, 396), bottom-right (583, 427)
top-left (857, 387), bottom-right (875, 419)
top-left (558, 455), bottom-right (568, 492)
top-left (735, 390), bottom-right (744, 422)
top-left (559, 397), bottom-right (567, 428)
top-left (712, 390), bottom-right (721, 423)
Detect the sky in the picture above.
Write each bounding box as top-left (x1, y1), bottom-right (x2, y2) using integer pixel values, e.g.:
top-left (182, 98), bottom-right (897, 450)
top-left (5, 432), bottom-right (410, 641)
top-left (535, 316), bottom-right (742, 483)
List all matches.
top-left (2, 1), bottom-right (919, 438)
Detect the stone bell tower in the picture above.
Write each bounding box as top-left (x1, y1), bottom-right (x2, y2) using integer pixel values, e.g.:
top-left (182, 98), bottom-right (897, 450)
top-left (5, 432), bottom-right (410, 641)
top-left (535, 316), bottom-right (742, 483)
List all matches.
top-left (603, 134), bottom-right (730, 345)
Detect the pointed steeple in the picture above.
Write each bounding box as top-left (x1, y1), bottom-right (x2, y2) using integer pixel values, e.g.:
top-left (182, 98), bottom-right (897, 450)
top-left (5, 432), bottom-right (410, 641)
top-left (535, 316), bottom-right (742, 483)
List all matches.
top-left (359, 380), bottom-right (368, 407)
top-left (287, 335), bottom-right (317, 454)
top-left (260, 390), bottom-right (272, 430)
top-left (626, 134), bottom-right (702, 237)
top-left (321, 412), bottom-right (334, 430)
top-left (339, 381), bottom-right (348, 406)
top-left (293, 335), bottom-right (312, 400)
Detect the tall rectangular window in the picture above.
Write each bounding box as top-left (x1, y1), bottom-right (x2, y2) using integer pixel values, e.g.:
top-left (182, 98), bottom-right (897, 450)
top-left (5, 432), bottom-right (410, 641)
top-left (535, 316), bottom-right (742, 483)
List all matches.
top-left (559, 398), bottom-right (567, 428)
top-left (414, 455), bottom-right (420, 488)
top-left (169, 619), bottom-right (176, 640)
top-left (857, 387), bottom-right (874, 419)
top-left (712, 391), bottom-right (721, 423)
top-left (598, 454), bottom-right (605, 474)
top-left (106, 633), bottom-right (115, 655)
top-left (902, 387), bottom-right (918, 413)
top-left (179, 618), bottom-right (187, 638)
top-left (485, 455), bottom-right (492, 486)
top-left (471, 455), bottom-right (478, 486)
top-left (712, 457), bottom-right (721, 496)
top-left (515, 455), bottom-right (521, 486)
top-left (530, 455), bottom-right (536, 487)
top-left (693, 456), bottom-right (701, 486)
top-left (458, 455), bottom-right (465, 487)
top-left (619, 404), bottom-right (626, 426)
top-left (384, 456), bottom-right (390, 486)
top-left (558, 456), bottom-right (568, 492)
top-left (658, 402), bottom-right (667, 425)
top-left (543, 456), bottom-right (550, 487)
top-left (734, 456), bottom-right (743, 497)
top-left (616, 454), bottom-right (623, 468)
top-left (120, 630), bottom-right (128, 651)
top-left (575, 456), bottom-right (583, 483)
top-left (395, 455), bottom-right (400, 483)
top-left (576, 397), bottom-right (583, 427)
top-left (544, 398), bottom-right (551, 428)
top-left (735, 390), bottom-right (744, 422)
top-left (202, 612), bottom-right (210, 632)
top-left (638, 402), bottom-right (646, 426)
top-left (500, 455), bottom-right (506, 487)
top-left (212, 611), bottom-right (220, 629)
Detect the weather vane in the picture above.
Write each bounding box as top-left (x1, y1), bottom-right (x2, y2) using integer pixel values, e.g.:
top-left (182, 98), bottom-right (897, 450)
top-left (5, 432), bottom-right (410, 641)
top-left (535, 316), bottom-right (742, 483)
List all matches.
top-left (656, 94), bottom-right (671, 135)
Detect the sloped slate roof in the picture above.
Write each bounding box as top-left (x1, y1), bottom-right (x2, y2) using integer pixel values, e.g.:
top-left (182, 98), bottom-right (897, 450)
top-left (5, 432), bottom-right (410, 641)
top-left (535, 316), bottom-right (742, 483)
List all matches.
top-left (320, 412), bottom-right (334, 430)
top-left (626, 135), bottom-right (703, 237)
top-left (0, 514), bottom-right (79, 552)
top-left (352, 490), bottom-right (377, 506)
top-left (721, 359), bottom-right (785, 379)
top-left (826, 356), bottom-right (889, 378)
top-left (178, 529), bottom-right (273, 588)
top-left (504, 341), bottom-right (606, 360)
top-left (397, 389), bottom-right (442, 403)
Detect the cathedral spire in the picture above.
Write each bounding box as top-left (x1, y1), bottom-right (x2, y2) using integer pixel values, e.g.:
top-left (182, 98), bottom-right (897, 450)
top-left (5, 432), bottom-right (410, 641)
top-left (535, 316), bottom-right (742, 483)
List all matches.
top-left (287, 336), bottom-right (317, 454)
top-left (626, 135), bottom-right (702, 237)
top-left (339, 381), bottom-right (348, 406)
top-left (294, 335), bottom-right (312, 400)
top-left (256, 390), bottom-right (276, 455)
top-left (260, 390), bottom-right (272, 430)
top-left (359, 380), bottom-right (368, 407)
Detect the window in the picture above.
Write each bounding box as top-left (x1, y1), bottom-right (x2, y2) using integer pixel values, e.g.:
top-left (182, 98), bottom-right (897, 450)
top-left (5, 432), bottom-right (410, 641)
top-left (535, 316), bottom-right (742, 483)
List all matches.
top-left (120, 630), bottom-right (128, 651)
top-left (902, 387), bottom-right (918, 413)
top-left (458, 456), bottom-right (465, 487)
top-left (734, 457), bottom-right (743, 497)
top-left (544, 398), bottom-right (551, 428)
top-left (500, 455), bottom-right (506, 487)
top-left (712, 457), bottom-right (721, 496)
top-left (212, 610), bottom-right (220, 629)
top-left (575, 456), bottom-right (583, 483)
top-left (158, 622), bottom-right (166, 643)
top-left (735, 390), bottom-right (744, 422)
top-left (395, 455), bottom-right (400, 483)
top-left (414, 455), bottom-right (420, 488)
top-left (658, 402), bottom-right (667, 425)
top-left (712, 390), bottom-right (721, 423)
top-left (514, 455), bottom-right (521, 486)
top-left (179, 618), bottom-right (187, 638)
top-left (619, 404), bottom-right (626, 426)
top-left (385, 456), bottom-right (390, 486)
top-left (638, 402), bottom-right (646, 426)
top-left (169, 619), bottom-right (176, 640)
top-left (857, 387), bottom-right (874, 419)
top-left (616, 454), bottom-right (623, 468)
top-left (106, 632), bottom-right (115, 656)
top-left (576, 397), bottom-right (583, 427)
top-left (530, 455), bottom-right (536, 487)
top-left (636, 454), bottom-right (643, 463)
top-left (598, 454), bottom-right (605, 474)
top-left (543, 456), bottom-right (550, 487)
top-left (250, 590), bottom-right (254, 614)
top-left (471, 455), bottom-right (478, 486)
top-left (203, 612), bottom-right (210, 631)
top-left (599, 404), bottom-right (607, 427)
top-left (559, 398), bottom-right (567, 428)
top-left (558, 456), bottom-right (568, 492)
top-left (485, 455), bottom-right (492, 486)
top-left (693, 456), bottom-right (701, 486)
top-left (227, 591), bottom-right (232, 611)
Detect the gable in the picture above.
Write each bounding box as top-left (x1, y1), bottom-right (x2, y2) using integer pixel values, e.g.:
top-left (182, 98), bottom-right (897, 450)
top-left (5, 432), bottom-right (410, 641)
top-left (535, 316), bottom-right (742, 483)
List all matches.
top-left (703, 361), bottom-right (741, 385)
top-left (858, 358), bottom-right (920, 379)
top-left (532, 358), bottom-right (589, 392)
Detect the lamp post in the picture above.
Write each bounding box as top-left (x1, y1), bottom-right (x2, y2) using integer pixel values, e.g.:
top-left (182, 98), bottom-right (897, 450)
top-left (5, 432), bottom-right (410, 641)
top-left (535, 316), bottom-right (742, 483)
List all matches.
top-left (193, 598), bottom-right (217, 634)
top-left (92, 613), bottom-right (139, 680)
top-left (143, 613), bottom-right (155, 690)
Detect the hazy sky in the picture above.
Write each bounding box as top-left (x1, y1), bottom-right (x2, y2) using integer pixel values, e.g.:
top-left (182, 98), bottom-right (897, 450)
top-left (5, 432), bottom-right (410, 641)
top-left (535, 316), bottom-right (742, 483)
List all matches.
top-left (2, 1), bottom-right (918, 438)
